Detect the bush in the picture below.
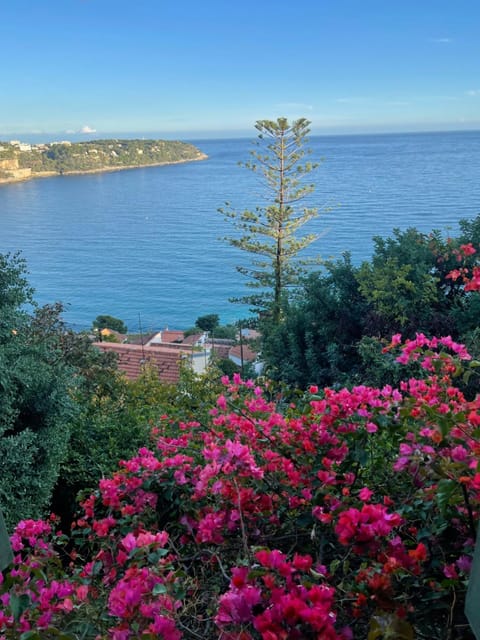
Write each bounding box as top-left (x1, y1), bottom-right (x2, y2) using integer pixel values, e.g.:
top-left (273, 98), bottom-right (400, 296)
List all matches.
top-left (0, 335), bottom-right (479, 638)
top-left (0, 255), bottom-right (74, 529)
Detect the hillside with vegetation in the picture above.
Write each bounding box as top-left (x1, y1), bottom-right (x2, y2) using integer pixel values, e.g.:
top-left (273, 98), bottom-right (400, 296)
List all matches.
top-left (0, 138), bottom-right (206, 182)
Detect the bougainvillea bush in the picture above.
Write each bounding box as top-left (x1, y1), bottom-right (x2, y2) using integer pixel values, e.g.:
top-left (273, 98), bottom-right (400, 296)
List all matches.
top-left (1, 334), bottom-right (480, 639)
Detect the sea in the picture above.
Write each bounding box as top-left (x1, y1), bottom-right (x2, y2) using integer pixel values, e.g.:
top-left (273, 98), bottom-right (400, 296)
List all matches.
top-left (1, 130), bottom-right (480, 333)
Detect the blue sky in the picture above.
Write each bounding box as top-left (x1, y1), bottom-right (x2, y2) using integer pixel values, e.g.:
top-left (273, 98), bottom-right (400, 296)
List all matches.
top-left (1, 0), bottom-right (479, 138)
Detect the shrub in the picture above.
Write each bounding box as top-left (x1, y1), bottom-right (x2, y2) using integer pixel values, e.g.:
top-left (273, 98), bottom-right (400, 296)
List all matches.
top-left (0, 336), bottom-right (479, 638)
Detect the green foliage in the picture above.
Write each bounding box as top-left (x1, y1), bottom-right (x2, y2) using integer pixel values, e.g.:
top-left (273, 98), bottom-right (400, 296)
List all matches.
top-left (0, 255), bottom-right (159, 530)
top-left (185, 322), bottom-right (237, 340)
top-left (356, 336), bottom-right (402, 387)
top-left (53, 364), bottom-right (176, 525)
top-left (262, 254), bottom-right (368, 387)
top-left (212, 323), bottom-right (237, 340)
top-left (0, 510), bottom-right (12, 571)
top-left (0, 340), bottom-right (479, 638)
top-left (0, 256), bottom-right (75, 529)
top-left (220, 117), bottom-right (320, 323)
top-left (357, 228), bottom-right (447, 334)
top-left (195, 313), bottom-right (219, 332)
top-left (368, 613), bottom-right (414, 640)
top-left (15, 139), bottom-right (204, 175)
top-left (215, 357), bottom-right (240, 377)
top-left (92, 314), bottom-right (127, 334)
top-left (262, 217), bottom-right (480, 389)
top-left (52, 361), bottom-right (230, 527)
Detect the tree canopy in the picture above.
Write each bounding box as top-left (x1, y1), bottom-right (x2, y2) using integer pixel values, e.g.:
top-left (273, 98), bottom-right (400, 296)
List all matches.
top-left (195, 314), bottom-right (219, 333)
top-left (0, 254), bottom-right (74, 528)
top-left (262, 218), bottom-right (480, 389)
top-left (93, 314), bottom-right (128, 334)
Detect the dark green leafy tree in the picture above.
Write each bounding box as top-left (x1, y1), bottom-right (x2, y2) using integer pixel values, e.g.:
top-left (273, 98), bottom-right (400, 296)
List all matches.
top-left (356, 228), bottom-right (450, 336)
top-left (195, 314), bottom-right (219, 333)
top-left (262, 218), bottom-right (480, 390)
top-left (93, 314), bottom-right (128, 334)
top-left (221, 117), bottom-right (320, 323)
top-left (262, 255), bottom-right (368, 387)
top-left (0, 254), bottom-right (74, 529)
top-left (212, 324), bottom-right (237, 340)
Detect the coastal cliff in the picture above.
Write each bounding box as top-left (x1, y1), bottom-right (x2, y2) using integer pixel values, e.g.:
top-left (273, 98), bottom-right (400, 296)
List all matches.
top-left (0, 139), bottom-right (207, 185)
top-left (0, 157), bottom-right (32, 182)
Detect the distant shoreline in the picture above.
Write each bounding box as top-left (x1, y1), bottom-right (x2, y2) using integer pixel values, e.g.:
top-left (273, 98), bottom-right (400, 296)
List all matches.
top-left (0, 153), bottom-right (208, 186)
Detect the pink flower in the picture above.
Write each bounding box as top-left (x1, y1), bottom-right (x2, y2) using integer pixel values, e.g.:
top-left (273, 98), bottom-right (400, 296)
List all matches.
top-left (292, 553), bottom-right (313, 571)
top-left (450, 445), bottom-right (468, 462)
top-left (121, 532), bottom-right (137, 553)
top-left (216, 586), bottom-right (262, 625)
top-left (358, 487), bottom-right (373, 502)
top-left (217, 395), bottom-right (227, 410)
top-left (457, 555), bottom-right (472, 574)
top-left (76, 585), bottom-right (89, 601)
top-left (443, 563), bottom-right (459, 579)
top-left (460, 243), bottom-right (476, 256)
top-left (148, 614), bottom-right (181, 639)
top-left (196, 512), bottom-right (225, 544)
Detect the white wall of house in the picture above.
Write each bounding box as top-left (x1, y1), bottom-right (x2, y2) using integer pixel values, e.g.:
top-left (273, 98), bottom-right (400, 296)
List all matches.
top-left (190, 347), bottom-right (212, 374)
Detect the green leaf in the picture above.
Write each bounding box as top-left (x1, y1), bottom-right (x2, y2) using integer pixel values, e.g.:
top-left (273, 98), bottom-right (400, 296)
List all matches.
top-left (147, 548), bottom-right (169, 563)
top-left (436, 478), bottom-right (459, 514)
top-left (20, 632), bottom-right (41, 640)
top-left (329, 559), bottom-right (341, 575)
top-left (416, 527), bottom-right (432, 541)
top-left (295, 512), bottom-right (313, 527)
top-left (152, 583), bottom-right (167, 595)
top-left (11, 593), bottom-right (31, 622)
top-left (368, 612), bottom-right (414, 640)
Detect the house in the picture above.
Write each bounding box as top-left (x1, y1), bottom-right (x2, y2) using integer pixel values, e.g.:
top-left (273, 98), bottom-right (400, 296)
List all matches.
top-left (181, 333), bottom-right (207, 347)
top-left (94, 336), bottom-right (213, 382)
top-left (98, 328), bottom-right (127, 342)
top-left (228, 344), bottom-right (258, 367)
top-left (93, 342), bottom-right (186, 384)
top-left (228, 333), bottom-right (264, 375)
top-left (239, 328), bottom-right (261, 341)
top-left (147, 329), bottom-right (185, 345)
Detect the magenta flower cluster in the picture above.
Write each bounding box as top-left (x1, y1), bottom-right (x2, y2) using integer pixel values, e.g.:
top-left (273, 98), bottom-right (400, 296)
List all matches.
top-left (1, 336), bottom-right (479, 638)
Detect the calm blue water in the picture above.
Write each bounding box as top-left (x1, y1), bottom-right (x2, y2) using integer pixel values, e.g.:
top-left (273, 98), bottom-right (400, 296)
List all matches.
top-left (1, 130), bottom-right (479, 332)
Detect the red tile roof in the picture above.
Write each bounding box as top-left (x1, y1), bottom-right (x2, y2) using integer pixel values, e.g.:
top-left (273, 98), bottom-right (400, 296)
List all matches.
top-left (229, 344), bottom-right (258, 363)
top-left (212, 344), bottom-right (231, 359)
top-left (181, 333), bottom-right (204, 346)
top-left (127, 333), bottom-right (156, 346)
top-left (93, 342), bottom-right (186, 384)
top-left (158, 330), bottom-right (185, 343)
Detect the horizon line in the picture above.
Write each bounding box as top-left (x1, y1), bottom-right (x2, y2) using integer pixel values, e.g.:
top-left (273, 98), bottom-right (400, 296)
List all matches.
top-left (1, 125), bottom-right (480, 144)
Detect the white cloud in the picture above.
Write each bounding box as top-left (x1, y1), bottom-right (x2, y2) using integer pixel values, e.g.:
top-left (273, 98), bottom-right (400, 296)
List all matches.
top-left (429, 37), bottom-right (452, 43)
top-left (80, 125), bottom-right (96, 134)
top-left (466, 90), bottom-right (480, 96)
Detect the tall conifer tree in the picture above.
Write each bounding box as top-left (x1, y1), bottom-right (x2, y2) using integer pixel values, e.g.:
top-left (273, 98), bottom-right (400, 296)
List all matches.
top-left (221, 117), bottom-right (320, 323)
